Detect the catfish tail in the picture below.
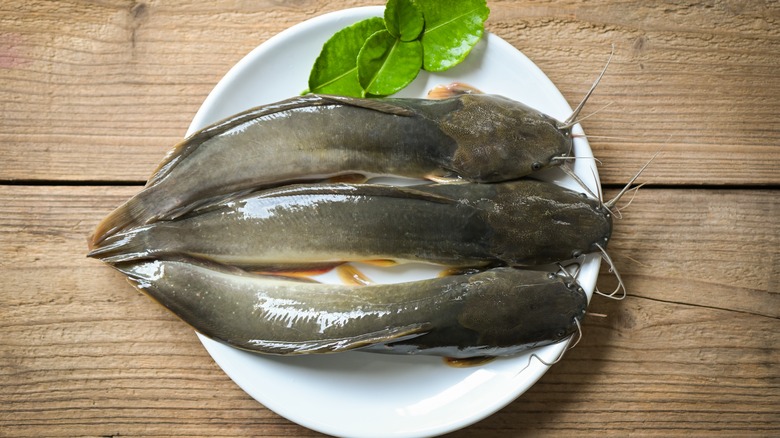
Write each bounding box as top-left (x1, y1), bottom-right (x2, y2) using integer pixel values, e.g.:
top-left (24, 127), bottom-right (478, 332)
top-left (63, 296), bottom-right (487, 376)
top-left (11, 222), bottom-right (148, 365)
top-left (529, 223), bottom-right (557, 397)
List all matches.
top-left (88, 189), bottom-right (163, 249)
top-left (87, 226), bottom-right (155, 263)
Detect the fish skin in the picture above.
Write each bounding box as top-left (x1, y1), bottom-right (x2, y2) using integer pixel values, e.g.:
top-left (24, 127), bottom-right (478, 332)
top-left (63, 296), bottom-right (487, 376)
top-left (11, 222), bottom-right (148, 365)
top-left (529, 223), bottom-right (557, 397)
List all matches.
top-left (89, 179), bottom-right (611, 269)
top-left (114, 257), bottom-right (587, 358)
top-left (90, 93), bottom-right (572, 246)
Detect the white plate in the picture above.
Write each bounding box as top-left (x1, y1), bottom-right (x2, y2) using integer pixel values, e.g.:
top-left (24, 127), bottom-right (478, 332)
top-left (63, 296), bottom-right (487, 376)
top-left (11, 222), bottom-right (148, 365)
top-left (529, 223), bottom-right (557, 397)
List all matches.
top-left (187, 7), bottom-right (600, 438)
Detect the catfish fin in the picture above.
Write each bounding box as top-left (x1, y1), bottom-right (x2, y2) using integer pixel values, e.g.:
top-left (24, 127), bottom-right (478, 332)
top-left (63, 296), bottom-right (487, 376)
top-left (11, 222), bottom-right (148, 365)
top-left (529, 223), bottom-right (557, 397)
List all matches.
top-left (443, 356), bottom-right (496, 367)
top-left (438, 267), bottom-right (481, 278)
top-left (246, 270), bottom-right (324, 283)
top-left (87, 226), bottom-right (151, 263)
top-left (370, 184), bottom-right (458, 204)
top-left (247, 323), bottom-right (432, 355)
top-left (246, 183), bottom-right (459, 205)
top-left (424, 171), bottom-right (468, 184)
top-left (326, 173), bottom-right (369, 184)
top-left (427, 82), bottom-right (484, 100)
top-left (317, 94), bottom-right (416, 116)
top-left (360, 259), bottom-right (398, 268)
top-left (335, 264), bottom-right (374, 286)
top-left (426, 176), bottom-right (469, 184)
top-left (176, 188), bottom-right (259, 219)
top-left (250, 263), bottom-right (345, 279)
top-left (89, 194), bottom-right (151, 248)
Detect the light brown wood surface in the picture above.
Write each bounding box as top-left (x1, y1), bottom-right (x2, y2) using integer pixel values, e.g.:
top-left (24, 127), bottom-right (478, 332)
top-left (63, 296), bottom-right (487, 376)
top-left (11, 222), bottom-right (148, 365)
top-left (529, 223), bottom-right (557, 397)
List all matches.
top-left (1, 1), bottom-right (778, 437)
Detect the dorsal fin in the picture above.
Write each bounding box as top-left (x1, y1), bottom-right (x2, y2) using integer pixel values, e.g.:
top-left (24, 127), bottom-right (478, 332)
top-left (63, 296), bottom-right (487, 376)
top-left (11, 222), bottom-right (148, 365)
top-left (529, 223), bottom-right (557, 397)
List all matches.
top-left (426, 82), bottom-right (484, 99)
top-left (316, 94), bottom-right (417, 116)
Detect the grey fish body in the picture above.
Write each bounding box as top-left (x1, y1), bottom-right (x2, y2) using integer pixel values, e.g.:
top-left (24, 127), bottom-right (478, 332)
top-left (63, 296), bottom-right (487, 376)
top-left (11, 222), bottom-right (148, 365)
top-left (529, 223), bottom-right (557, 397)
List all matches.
top-left (89, 180), bottom-right (612, 269)
top-left (90, 94), bottom-right (572, 245)
top-left (115, 258), bottom-right (587, 358)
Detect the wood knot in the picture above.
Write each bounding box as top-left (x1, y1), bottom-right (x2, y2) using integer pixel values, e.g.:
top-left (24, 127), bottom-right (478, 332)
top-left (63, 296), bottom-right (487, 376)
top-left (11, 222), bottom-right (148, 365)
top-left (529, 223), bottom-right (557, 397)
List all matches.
top-left (615, 308), bottom-right (636, 330)
top-left (632, 35), bottom-right (648, 55)
top-left (130, 1), bottom-right (148, 21)
top-left (128, 1), bottom-right (149, 49)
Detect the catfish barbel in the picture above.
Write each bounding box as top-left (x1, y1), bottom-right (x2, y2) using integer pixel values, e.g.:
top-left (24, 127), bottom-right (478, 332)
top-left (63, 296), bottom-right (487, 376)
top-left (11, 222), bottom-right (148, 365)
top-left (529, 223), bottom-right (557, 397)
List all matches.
top-left (90, 93), bottom-right (580, 247)
top-left (114, 258), bottom-right (587, 358)
top-left (89, 179), bottom-right (612, 269)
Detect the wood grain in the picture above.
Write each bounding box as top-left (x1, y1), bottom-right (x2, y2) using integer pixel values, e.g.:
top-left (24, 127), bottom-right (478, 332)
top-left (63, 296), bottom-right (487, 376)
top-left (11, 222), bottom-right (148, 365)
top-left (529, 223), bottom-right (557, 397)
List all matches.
top-left (2, 1), bottom-right (778, 436)
top-left (1, 186), bottom-right (777, 437)
top-left (1, 0), bottom-right (778, 184)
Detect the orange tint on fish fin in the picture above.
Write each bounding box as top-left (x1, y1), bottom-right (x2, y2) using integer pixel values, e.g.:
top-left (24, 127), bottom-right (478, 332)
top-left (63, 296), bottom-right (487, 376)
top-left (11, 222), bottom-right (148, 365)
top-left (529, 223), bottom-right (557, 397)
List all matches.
top-left (437, 267), bottom-right (480, 278)
top-left (443, 356), bottom-right (496, 367)
top-left (326, 173), bottom-right (369, 184)
top-left (250, 263), bottom-right (344, 279)
top-left (145, 140), bottom-right (192, 187)
top-left (87, 228), bottom-right (143, 262)
top-left (328, 323), bottom-right (432, 353)
top-left (335, 264), bottom-right (374, 286)
top-left (425, 173), bottom-right (468, 184)
top-left (426, 82), bottom-right (484, 99)
top-left (89, 196), bottom-right (149, 248)
top-left (361, 259), bottom-right (398, 267)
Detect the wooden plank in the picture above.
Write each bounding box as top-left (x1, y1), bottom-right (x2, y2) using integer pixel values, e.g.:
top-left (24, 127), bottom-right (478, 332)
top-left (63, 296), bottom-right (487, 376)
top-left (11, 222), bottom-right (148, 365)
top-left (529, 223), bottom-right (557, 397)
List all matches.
top-left (488, 0), bottom-right (780, 185)
top-left (0, 186), bottom-right (316, 437)
top-left (452, 299), bottom-right (780, 437)
top-left (0, 185), bottom-right (777, 436)
top-left (600, 187), bottom-right (780, 319)
top-left (1, 0), bottom-right (778, 184)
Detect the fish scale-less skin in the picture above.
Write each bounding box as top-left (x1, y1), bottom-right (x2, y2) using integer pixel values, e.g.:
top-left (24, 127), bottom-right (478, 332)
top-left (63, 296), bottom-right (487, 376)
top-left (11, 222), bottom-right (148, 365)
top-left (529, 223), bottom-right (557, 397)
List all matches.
top-left (92, 186), bottom-right (492, 267)
top-left (90, 93), bottom-right (572, 246)
top-left (146, 105), bottom-right (448, 210)
top-left (115, 258), bottom-right (587, 357)
top-left (90, 180), bottom-right (611, 269)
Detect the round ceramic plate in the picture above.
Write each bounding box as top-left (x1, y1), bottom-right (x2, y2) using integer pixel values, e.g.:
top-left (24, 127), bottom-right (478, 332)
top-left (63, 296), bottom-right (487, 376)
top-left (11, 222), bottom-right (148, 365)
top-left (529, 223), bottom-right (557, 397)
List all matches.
top-left (187, 7), bottom-right (601, 438)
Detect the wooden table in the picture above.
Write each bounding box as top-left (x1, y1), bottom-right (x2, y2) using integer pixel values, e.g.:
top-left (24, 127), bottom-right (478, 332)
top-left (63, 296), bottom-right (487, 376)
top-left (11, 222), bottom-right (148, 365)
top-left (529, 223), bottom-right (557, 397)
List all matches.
top-left (2, 1), bottom-right (778, 436)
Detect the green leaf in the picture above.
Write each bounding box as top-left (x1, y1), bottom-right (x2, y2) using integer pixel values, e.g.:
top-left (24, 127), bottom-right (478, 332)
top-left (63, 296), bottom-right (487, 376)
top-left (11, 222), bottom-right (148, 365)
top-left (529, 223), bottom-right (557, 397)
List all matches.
top-left (357, 30), bottom-right (423, 97)
top-left (385, 0), bottom-right (424, 42)
top-left (307, 17), bottom-right (386, 97)
top-left (419, 0), bottom-right (489, 72)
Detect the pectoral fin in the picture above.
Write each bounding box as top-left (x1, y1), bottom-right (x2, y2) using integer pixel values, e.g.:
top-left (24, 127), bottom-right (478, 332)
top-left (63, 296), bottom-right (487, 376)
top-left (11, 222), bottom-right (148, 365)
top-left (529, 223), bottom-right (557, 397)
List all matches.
top-left (335, 264), bottom-right (374, 286)
top-left (425, 172), bottom-right (468, 184)
top-left (360, 259), bottom-right (398, 268)
top-left (426, 82), bottom-right (484, 100)
top-left (247, 322), bottom-right (432, 355)
top-left (443, 356), bottom-right (496, 367)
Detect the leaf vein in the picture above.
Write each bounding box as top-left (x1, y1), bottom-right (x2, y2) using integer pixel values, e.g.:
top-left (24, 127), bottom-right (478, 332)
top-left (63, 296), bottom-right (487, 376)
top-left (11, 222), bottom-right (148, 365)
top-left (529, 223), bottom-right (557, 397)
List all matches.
top-left (365, 39), bottom-right (401, 93)
top-left (425, 8), bottom-right (483, 34)
top-left (314, 67), bottom-right (357, 91)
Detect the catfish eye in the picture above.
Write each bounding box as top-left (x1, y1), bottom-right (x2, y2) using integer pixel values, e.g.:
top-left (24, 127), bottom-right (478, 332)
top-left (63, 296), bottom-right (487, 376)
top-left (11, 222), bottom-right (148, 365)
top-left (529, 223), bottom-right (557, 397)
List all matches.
top-left (531, 162), bottom-right (542, 171)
